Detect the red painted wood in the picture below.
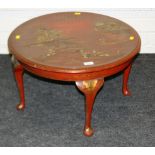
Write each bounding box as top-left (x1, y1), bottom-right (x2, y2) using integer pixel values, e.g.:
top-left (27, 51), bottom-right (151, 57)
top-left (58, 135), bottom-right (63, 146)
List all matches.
top-left (8, 12), bottom-right (141, 74)
top-left (76, 79), bottom-right (104, 136)
top-left (122, 63), bottom-right (132, 96)
top-left (8, 12), bottom-right (141, 136)
top-left (20, 59), bottom-right (132, 81)
top-left (13, 64), bottom-right (25, 110)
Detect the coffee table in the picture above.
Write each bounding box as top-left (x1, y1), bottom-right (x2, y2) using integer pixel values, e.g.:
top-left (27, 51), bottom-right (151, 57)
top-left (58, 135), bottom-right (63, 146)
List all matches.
top-left (8, 12), bottom-right (141, 136)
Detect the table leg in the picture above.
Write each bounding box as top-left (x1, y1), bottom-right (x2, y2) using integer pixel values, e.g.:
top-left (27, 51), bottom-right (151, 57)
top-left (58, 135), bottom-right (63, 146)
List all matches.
top-left (76, 79), bottom-right (104, 136)
top-left (14, 64), bottom-right (25, 110)
top-left (122, 63), bottom-right (132, 96)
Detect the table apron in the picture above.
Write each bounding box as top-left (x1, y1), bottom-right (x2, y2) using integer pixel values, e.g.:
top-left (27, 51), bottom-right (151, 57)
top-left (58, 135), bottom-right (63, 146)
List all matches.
top-left (21, 59), bottom-right (132, 81)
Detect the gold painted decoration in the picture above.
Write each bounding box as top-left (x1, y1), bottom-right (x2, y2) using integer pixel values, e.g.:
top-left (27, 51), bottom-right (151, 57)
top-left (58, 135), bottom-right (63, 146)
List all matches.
top-left (48, 48), bottom-right (56, 55)
top-left (25, 27), bottom-right (124, 59)
top-left (95, 21), bottom-right (129, 32)
top-left (80, 50), bottom-right (92, 58)
top-left (83, 80), bottom-right (98, 90)
top-left (11, 55), bottom-right (20, 68)
top-left (36, 28), bottom-right (61, 44)
top-left (80, 49), bottom-right (110, 58)
top-left (95, 20), bottom-right (132, 46)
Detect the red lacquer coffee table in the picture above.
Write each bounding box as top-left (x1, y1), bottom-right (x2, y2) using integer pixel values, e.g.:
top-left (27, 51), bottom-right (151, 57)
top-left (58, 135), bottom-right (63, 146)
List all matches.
top-left (8, 12), bottom-right (141, 136)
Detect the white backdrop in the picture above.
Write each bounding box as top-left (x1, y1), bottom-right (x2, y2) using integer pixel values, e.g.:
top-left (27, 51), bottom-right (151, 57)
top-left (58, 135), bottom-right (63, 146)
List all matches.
top-left (1, 8), bottom-right (155, 54)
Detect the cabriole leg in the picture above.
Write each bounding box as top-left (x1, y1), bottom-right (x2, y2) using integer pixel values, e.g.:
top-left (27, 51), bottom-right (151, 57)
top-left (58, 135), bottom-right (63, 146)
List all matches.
top-left (13, 64), bottom-right (25, 110)
top-left (122, 63), bottom-right (132, 96)
top-left (76, 79), bottom-right (104, 136)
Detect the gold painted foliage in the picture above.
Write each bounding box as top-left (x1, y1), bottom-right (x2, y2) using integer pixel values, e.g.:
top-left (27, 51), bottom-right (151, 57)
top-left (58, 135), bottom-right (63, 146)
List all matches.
top-left (37, 28), bottom-right (61, 44)
top-left (80, 49), bottom-right (110, 58)
top-left (95, 21), bottom-right (129, 32)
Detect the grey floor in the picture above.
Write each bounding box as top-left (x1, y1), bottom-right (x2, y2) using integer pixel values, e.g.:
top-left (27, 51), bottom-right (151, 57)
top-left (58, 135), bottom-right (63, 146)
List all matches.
top-left (0, 54), bottom-right (154, 147)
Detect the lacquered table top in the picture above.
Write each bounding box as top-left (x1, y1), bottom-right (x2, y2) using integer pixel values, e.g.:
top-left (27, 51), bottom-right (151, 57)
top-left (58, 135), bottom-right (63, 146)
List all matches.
top-left (8, 12), bottom-right (140, 72)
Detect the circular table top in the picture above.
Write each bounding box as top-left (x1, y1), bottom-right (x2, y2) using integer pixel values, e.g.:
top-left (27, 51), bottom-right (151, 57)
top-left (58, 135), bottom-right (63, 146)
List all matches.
top-left (8, 12), bottom-right (141, 73)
